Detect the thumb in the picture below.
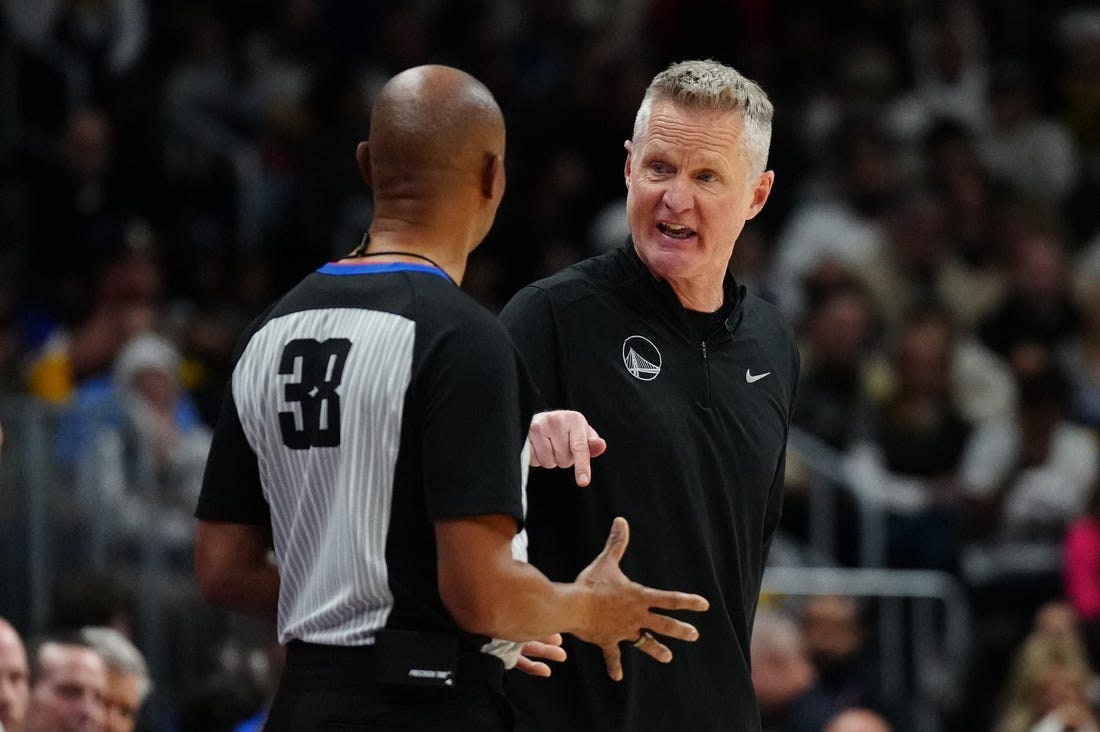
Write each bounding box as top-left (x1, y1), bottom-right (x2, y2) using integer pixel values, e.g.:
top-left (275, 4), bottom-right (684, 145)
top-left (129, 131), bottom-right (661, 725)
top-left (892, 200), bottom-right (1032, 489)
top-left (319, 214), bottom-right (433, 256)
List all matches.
top-left (599, 516), bottom-right (630, 564)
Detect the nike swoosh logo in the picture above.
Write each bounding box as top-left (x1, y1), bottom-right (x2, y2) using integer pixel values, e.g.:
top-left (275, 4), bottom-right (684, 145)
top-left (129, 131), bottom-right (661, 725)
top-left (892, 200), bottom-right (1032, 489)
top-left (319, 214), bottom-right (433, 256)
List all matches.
top-left (745, 369), bottom-right (771, 383)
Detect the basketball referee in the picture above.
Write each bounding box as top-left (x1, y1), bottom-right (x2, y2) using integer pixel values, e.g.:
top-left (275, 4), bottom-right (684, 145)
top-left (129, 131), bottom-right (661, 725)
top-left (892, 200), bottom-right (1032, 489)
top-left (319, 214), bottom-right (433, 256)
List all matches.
top-left (193, 65), bottom-right (709, 731)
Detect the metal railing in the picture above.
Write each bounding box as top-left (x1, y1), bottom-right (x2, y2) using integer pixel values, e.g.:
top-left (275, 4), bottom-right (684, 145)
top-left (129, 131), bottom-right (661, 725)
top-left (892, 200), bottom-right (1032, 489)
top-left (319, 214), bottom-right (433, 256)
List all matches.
top-left (788, 426), bottom-right (890, 567)
top-left (778, 427), bottom-right (975, 731)
top-left (762, 566), bottom-right (972, 732)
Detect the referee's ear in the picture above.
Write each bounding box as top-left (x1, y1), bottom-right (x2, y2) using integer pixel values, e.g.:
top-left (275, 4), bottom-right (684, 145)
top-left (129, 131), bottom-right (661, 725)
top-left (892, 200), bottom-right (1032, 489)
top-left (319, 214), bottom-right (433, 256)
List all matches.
top-left (356, 141), bottom-right (373, 189)
top-left (481, 152), bottom-right (504, 202)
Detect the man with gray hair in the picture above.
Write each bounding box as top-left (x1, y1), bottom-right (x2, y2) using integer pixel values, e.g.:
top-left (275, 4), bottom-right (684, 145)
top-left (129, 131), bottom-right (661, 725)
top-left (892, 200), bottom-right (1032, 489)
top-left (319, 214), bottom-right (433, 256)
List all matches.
top-left (501, 59), bottom-right (798, 730)
top-left (77, 628), bottom-right (148, 732)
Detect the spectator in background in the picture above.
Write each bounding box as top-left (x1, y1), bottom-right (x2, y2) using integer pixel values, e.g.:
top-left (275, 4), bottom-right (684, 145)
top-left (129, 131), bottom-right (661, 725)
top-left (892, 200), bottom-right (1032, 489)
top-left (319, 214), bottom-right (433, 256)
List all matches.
top-left (0, 618), bottom-right (29, 732)
top-left (1063, 485), bottom-right (1100, 667)
top-left (792, 282), bottom-right (878, 453)
top-left (1054, 7), bottom-right (1100, 243)
top-left (27, 242), bottom-right (161, 408)
top-left (771, 119), bottom-right (897, 321)
top-left (1056, 267), bottom-right (1100, 429)
top-left (979, 230), bottom-right (1083, 376)
top-left (824, 707), bottom-right (893, 732)
top-left (24, 107), bottom-right (136, 319)
top-left (854, 187), bottom-right (1018, 423)
top-left (977, 64), bottom-right (1079, 214)
top-left (856, 191), bottom-right (953, 334)
top-left (846, 305), bottom-right (973, 571)
top-left (23, 633), bottom-right (107, 732)
top-left (924, 122), bottom-right (1009, 331)
top-left (786, 281), bottom-right (877, 565)
top-left (752, 609), bottom-right (837, 732)
top-left (961, 366), bottom-right (1100, 726)
top-left (1055, 7), bottom-right (1100, 154)
top-left (800, 596), bottom-right (877, 713)
top-left (962, 365), bottom-right (1098, 587)
top-left (77, 628), bottom-right (148, 732)
top-left (892, 2), bottom-right (989, 139)
top-left (59, 331), bottom-right (209, 569)
top-left (996, 627), bottom-right (1099, 732)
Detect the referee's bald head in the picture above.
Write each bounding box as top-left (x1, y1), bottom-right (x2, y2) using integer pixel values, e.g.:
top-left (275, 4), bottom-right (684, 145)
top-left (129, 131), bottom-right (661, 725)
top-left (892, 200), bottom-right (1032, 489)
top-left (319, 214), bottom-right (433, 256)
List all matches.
top-left (364, 65), bottom-right (505, 198)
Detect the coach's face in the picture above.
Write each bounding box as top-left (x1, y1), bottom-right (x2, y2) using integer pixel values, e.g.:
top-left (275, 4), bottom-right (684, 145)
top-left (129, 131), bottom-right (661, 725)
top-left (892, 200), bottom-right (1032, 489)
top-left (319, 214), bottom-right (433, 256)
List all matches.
top-left (625, 99), bottom-right (772, 309)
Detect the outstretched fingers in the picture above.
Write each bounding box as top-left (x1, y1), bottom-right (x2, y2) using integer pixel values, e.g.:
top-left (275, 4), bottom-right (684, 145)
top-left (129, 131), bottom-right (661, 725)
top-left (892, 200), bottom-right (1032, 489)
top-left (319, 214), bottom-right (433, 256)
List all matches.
top-left (515, 634), bottom-right (567, 677)
top-left (631, 632), bottom-right (673, 664)
top-left (602, 643), bottom-right (625, 681)
top-left (644, 587), bottom-right (710, 614)
top-left (596, 516), bottom-right (630, 565)
top-left (641, 611), bottom-right (702, 643)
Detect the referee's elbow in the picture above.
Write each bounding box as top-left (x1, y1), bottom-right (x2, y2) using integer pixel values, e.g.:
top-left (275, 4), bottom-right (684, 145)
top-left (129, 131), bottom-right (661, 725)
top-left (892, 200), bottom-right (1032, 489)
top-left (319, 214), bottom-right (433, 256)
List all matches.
top-left (439, 576), bottom-right (506, 637)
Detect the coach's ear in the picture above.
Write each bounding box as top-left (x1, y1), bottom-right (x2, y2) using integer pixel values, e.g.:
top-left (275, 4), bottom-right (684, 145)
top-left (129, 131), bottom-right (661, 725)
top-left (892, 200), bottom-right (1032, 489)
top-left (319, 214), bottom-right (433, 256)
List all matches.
top-left (623, 140), bottom-right (633, 189)
top-left (356, 141), bottom-right (372, 188)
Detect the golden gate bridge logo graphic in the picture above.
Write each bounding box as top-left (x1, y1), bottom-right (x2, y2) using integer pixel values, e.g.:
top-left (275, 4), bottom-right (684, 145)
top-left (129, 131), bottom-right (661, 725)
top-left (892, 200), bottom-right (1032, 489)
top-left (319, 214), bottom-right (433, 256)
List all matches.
top-left (622, 335), bottom-right (662, 381)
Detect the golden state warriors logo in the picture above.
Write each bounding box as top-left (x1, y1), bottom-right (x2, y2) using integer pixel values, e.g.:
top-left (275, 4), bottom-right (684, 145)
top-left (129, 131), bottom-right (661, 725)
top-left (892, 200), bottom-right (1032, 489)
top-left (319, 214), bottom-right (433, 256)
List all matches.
top-left (622, 335), bottom-right (661, 381)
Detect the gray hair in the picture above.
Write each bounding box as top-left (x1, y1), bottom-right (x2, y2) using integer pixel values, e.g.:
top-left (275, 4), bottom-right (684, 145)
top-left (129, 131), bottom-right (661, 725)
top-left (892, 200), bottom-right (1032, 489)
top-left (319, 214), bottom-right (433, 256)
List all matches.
top-left (750, 609), bottom-right (805, 660)
top-left (78, 627), bottom-right (152, 702)
top-left (632, 59), bottom-right (774, 176)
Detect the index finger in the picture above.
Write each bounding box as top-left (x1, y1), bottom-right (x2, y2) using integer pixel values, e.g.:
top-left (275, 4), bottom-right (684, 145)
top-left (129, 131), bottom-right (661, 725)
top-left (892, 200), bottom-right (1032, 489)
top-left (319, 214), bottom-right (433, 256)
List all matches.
top-left (570, 424), bottom-right (593, 486)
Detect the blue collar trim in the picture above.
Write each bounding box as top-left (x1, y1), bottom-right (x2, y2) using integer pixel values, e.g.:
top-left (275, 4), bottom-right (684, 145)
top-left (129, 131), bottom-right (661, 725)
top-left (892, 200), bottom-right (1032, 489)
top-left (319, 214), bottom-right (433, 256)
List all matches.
top-left (318, 261), bottom-right (451, 282)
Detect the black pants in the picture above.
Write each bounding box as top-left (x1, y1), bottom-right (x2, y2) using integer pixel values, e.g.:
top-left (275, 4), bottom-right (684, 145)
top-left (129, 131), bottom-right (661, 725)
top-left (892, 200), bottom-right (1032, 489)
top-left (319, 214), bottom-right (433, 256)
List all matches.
top-left (263, 640), bottom-right (515, 731)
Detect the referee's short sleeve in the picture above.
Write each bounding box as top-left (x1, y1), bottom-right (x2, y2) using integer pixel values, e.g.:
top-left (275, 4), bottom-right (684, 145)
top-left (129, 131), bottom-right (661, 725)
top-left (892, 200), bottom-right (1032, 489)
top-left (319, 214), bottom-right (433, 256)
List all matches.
top-left (417, 315), bottom-right (526, 524)
top-left (195, 383), bottom-right (270, 525)
top-left (499, 284), bottom-right (559, 409)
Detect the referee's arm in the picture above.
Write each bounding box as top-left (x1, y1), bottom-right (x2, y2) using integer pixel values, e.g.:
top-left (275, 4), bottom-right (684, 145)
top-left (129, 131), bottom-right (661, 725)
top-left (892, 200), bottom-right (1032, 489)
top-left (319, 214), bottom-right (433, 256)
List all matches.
top-left (435, 513), bottom-right (709, 681)
top-left (195, 520), bottom-right (279, 624)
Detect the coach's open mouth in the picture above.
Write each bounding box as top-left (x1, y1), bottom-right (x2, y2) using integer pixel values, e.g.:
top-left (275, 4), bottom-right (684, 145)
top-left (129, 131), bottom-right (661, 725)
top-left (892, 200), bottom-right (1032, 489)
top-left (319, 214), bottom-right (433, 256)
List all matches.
top-left (657, 222), bottom-right (695, 240)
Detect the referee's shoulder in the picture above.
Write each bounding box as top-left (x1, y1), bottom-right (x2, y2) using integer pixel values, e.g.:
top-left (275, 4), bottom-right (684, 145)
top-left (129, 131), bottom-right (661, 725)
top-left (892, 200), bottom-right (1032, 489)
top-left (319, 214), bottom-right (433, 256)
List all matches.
top-left (413, 275), bottom-right (512, 334)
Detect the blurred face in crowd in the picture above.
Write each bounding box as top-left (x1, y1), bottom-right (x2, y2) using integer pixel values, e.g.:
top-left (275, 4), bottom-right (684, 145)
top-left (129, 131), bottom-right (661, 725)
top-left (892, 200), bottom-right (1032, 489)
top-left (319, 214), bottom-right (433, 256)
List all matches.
top-left (625, 98), bottom-right (773, 309)
top-left (102, 670), bottom-right (142, 732)
top-left (897, 319), bottom-right (953, 399)
top-left (0, 620), bottom-right (29, 732)
top-left (825, 709), bottom-right (893, 732)
top-left (131, 368), bottom-right (175, 415)
top-left (24, 643), bottom-right (106, 732)
top-left (810, 291), bottom-right (873, 367)
top-left (801, 595), bottom-right (863, 670)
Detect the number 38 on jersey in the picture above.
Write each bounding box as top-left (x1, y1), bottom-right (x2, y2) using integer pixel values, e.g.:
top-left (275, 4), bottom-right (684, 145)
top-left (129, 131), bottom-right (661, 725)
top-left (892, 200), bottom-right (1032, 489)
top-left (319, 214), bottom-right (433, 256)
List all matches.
top-left (278, 338), bottom-right (352, 449)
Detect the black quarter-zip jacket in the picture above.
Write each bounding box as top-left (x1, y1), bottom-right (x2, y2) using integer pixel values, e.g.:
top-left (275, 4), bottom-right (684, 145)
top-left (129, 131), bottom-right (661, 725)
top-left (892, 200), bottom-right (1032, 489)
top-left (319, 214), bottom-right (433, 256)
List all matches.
top-left (500, 241), bottom-right (799, 732)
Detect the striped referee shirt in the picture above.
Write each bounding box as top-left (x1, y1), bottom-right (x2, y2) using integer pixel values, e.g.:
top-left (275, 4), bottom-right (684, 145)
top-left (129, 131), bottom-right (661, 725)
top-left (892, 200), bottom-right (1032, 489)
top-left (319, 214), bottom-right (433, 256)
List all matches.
top-left (196, 260), bottom-right (533, 660)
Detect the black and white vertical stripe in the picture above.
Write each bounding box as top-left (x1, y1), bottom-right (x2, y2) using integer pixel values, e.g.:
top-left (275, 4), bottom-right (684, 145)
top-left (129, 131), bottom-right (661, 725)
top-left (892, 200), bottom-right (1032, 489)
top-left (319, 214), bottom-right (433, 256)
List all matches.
top-left (232, 307), bottom-right (415, 645)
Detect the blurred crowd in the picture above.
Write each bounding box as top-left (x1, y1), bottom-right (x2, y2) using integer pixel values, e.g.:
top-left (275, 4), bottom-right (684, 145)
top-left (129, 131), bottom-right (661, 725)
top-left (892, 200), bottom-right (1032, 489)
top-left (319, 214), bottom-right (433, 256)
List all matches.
top-left (2, 0), bottom-right (1100, 730)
